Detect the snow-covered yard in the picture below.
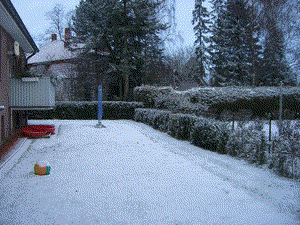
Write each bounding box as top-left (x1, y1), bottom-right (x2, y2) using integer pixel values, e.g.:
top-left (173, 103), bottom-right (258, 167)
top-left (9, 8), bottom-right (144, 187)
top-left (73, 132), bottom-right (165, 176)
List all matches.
top-left (0, 119), bottom-right (299, 224)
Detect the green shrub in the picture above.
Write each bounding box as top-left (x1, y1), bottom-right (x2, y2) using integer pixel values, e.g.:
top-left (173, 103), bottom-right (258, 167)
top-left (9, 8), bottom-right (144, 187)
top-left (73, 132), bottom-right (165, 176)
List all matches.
top-left (134, 108), bottom-right (172, 132)
top-left (215, 122), bottom-right (231, 154)
top-left (133, 85), bottom-right (173, 108)
top-left (225, 122), bottom-right (268, 164)
top-left (28, 101), bottom-right (143, 120)
top-left (191, 118), bottom-right (219, 151)
top-left (167, 114), bottom-right (199, 141)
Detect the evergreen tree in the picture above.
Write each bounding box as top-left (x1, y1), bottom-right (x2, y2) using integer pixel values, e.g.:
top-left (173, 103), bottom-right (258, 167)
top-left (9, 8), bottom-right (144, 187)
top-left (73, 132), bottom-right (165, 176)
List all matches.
top-left (259, 20), bottom-right (293, 85)
top-left (209, 0), bottom-right (263, 86)
top-left (192, 0), bottom-right (211, 85)
top-left (255, 0), bottom-right (296, 86)
top-left (209, 0), bottom-right (227, 86)
top-left (70, 0), bottom-right (167, 100)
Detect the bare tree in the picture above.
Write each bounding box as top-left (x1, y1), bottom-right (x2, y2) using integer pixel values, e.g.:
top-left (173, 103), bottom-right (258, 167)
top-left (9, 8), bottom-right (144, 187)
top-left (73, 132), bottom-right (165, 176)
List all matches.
top-left (45, 4), bottom-right (65, 40)
top-left (33, 4), bottom-right (74, 47)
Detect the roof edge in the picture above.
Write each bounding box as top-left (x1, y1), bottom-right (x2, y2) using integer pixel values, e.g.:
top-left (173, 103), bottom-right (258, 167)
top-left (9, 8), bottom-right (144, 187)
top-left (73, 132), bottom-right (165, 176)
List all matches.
top-left (1, 0), bottom-right (38, 53)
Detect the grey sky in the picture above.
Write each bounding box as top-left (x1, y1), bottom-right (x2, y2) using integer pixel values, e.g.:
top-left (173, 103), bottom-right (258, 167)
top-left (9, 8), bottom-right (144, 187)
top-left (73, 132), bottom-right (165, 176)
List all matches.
top-left (10, 0), bottom-right (214, 50)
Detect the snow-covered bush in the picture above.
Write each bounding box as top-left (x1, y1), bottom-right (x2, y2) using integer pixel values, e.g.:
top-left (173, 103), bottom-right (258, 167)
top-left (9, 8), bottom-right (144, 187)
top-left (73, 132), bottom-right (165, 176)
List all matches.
top-left (269, 121), bottom-right (300, 179)
top-left (102, 101), bottom-right (144, 119)
top-left (167, 113), bottom-right (200, 141)
top-left (28, 101), bottom-right (144, 120)
top-left (133, 85), bottom-right (173, 108)
top-left (226, 121), bottom-right (267, 164)
top-left (133, 85), bottom-right (300, 119)
top-left (215, 122), bottom-right (232, 154)
top-left (134, 108), bottom-right (172, 132)
top-left (191, 118), bottom-right (220, 151)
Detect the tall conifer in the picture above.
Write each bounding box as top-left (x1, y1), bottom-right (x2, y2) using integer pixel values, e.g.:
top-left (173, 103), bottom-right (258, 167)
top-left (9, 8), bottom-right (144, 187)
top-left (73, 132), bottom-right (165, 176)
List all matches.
top-left (192, 0), bottom-right (211, 84)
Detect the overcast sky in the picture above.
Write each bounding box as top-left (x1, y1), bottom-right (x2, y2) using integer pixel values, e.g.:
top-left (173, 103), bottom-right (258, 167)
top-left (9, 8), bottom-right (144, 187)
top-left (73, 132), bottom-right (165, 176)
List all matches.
top-left (11, 0), bottom-right (211, 50)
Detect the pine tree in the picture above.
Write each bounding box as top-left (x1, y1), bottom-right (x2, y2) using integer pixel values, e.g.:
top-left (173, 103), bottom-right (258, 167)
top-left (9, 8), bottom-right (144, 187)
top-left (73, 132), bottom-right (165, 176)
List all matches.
top-left (259, 20), bottom-right (292, 86)
top-left (255, 0), bottom-right (295, 86)
top-left (192, 0), bottom-right (211, 85)
top-left (209, 0), bottom-right (227, 86)
top-left (71, 0), bottom-right (167, 100)
top-left (209, 0), bottom-right (263, 86)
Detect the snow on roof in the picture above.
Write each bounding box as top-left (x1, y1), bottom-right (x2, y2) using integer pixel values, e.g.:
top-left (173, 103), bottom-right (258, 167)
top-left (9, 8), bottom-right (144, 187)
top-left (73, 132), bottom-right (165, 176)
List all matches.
top-left (28, 40), bottom-right (78, 64)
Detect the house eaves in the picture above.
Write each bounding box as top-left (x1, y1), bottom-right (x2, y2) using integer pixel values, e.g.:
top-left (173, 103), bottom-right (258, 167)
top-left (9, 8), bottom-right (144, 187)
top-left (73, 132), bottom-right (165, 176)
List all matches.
top-left (0, 0), bottom-right (38, 53)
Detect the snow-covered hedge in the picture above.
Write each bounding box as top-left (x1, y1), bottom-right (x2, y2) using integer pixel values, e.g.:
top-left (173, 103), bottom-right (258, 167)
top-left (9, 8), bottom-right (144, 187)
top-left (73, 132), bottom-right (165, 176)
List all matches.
top-left (133, 85), bottom-right (300, 119)
top-left (133, 85), bottom-right (173, 108)
top-left (191, 118), bottom-right (231, 153)
top-left (269, 121), bottom-right (300, 179)
top-left (134, 108), bottom-right (172, 132)
top-left (134, 108), bottom-right (299, 180)
top-left (167, 113), bottom-right (200, 141)
top-left (134, 108), bottom-right (231, 152)
top-left (226, 122), bottom-right (267, 164)
top-left (28, 101), bottom-right (144, 120)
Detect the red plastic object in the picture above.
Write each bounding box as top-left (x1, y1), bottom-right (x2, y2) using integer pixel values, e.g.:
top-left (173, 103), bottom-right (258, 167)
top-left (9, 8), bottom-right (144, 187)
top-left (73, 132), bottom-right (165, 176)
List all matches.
top-left (22, 125), bottom-right (55, 137)
top-left (34, 125), bottom-right (55, 134)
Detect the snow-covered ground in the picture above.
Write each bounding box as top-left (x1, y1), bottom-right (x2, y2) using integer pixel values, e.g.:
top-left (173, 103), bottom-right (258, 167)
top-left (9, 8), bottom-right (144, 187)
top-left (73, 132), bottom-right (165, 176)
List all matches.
top-left (0, 119), bottom-right (299, 224)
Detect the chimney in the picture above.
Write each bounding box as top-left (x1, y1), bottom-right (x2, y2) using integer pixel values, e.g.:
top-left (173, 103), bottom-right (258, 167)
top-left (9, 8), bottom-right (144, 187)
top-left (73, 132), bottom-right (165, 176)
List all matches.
top-left (65, 28), bottom-right (71, 41)
top-left (51, 34), bottom-right (57, 41)
top-left (64, 28), bottom-right (71, 47)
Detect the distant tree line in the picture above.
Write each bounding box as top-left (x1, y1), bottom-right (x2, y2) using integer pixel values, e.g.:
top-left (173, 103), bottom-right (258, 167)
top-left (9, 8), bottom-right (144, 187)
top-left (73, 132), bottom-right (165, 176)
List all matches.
top-left (192, 0), bottom-right (299, 87)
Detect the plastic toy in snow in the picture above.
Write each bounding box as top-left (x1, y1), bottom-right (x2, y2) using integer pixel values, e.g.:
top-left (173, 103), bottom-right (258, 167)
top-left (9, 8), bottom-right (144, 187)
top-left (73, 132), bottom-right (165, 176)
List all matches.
top-left (22, 125), bottom-right (55, 138)
top-left (34, 161), bottom-right (51, 175)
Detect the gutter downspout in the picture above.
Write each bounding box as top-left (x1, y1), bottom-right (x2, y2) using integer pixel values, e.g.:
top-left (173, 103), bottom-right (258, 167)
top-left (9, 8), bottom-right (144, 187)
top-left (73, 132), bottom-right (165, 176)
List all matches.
top-left (26, 51), bottom-right (37, 64)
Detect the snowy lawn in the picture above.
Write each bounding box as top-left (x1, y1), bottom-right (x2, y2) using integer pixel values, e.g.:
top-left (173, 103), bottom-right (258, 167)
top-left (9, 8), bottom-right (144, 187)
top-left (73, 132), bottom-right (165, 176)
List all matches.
top-left (0, 119), bottom-right (299, 224)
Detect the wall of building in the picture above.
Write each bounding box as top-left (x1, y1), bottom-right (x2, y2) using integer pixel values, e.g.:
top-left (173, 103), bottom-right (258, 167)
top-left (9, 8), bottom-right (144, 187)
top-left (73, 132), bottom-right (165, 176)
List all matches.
top-left (0, 25), bottom-right (27, 147)
top-left (0, 25), bottom-right (12, 144)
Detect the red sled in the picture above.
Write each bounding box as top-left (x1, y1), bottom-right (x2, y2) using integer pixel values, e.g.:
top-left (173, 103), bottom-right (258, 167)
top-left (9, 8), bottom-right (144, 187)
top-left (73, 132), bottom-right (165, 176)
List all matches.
top-left (22, 125), bottom-right (55, 137)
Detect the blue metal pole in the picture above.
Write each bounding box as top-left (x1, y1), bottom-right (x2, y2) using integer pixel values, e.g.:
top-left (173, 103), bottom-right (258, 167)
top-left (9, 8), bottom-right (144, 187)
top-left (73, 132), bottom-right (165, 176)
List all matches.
top-left (98, 85), bottom-right (103, 121)
top-left (96, 85), bottom-right (105, 128)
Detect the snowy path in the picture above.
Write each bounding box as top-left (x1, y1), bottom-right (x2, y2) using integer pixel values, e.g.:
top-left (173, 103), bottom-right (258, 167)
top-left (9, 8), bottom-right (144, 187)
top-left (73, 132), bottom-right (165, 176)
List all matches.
top-left (0, 120), bottom-right (299, 224)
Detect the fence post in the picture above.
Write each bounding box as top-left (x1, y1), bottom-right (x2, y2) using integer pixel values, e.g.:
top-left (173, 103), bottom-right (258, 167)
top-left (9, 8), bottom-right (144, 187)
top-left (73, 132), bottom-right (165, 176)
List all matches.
top-left (279, 81), bottom-right (283, 135)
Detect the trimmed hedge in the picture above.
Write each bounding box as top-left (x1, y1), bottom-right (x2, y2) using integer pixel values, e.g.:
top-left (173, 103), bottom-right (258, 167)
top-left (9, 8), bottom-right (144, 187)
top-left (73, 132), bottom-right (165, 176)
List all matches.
top-left (191, 118), bottom-right (220, 151)
top-left (28, 101), bottom-right (144, 120)
top-left (134, 108), bottom-right (172, 132)
top-left (167, 113), bottom-right (200, 141)
top-left (134, 99), bottom-right (299, 180)
top-left (134, 108), bottom-right (231, 152)
top-left (133, 85), bottom-right (300, 119)
top-left (133, 85), bottom-right (173, 108)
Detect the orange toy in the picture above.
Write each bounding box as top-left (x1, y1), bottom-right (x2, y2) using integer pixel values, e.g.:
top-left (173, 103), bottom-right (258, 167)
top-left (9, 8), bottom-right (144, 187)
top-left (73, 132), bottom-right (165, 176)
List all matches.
top-left (34, 161), bottom-right (51, 175)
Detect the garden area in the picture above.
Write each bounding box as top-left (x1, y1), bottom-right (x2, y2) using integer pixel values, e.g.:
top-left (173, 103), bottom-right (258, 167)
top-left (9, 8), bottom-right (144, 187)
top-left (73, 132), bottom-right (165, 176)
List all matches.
top-left (27, 85), bottom-right (300, 180)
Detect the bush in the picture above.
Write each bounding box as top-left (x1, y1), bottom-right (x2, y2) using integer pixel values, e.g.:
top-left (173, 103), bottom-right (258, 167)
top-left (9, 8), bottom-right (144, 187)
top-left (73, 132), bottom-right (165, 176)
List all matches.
top-left (226, 121), bottom-right (268, 164)
top-left (167, 113), bottom-right (200, 141)
top-left (215, 122), bottom-right (231, 154)
top-left (133, 85), bottom-right (173, 108)
top-left (269, 121), bottom-right (300, 179)
top-left (191, 117), bottom-right (219, 151)
top-left (28, 101), bottom-right (144, 120)
top-left (134, 108), bottom-right (172, 132)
